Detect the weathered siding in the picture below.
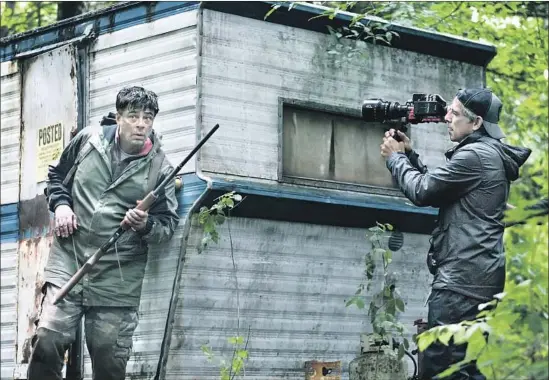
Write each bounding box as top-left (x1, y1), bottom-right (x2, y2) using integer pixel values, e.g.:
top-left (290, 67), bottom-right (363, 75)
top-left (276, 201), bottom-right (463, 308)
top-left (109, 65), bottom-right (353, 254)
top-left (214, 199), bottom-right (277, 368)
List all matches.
top-left (16, 45), bottom-right (80, 368)
top-left (1, 204), bottom-right (18, 380)
top-left (0, 61), bottom-right (21, 206)
top-left (0, 60), bottom-right (19, 379)
top-left (166, 217), bottom-right (430, 379)
top-left (88, 10), bottom-right (198, 174)
top-left (199, 10), bottom-right (483, 180)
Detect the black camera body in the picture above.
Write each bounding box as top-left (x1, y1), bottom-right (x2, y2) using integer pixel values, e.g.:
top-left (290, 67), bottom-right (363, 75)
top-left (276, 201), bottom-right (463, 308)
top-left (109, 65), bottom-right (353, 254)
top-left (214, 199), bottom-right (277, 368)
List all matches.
top-left (362, 93), bottom-right (447, 127)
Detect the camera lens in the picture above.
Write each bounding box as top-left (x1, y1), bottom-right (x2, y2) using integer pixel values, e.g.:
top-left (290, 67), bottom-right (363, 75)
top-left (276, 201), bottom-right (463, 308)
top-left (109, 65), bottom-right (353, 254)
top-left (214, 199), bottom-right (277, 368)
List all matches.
top-left (362, 99), bottom-right (385, 122)
top-left (362, 99), bottom-right (409, 122)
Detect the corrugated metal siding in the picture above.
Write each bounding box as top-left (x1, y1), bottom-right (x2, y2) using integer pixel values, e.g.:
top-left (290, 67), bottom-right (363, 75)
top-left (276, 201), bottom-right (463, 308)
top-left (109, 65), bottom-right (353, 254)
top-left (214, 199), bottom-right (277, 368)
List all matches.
top-left (79, 174), bottom-right (206, 379)
top-left (166, 217), bottom-right (431, 379)
top-left (1, 204), bottom-right (19, 380)
top-left (0, 61), bottom-right (21, 206)
top-left (199, 10), bottom-right (483, 180)
top-left (88, 10), bottom-right (198, 174)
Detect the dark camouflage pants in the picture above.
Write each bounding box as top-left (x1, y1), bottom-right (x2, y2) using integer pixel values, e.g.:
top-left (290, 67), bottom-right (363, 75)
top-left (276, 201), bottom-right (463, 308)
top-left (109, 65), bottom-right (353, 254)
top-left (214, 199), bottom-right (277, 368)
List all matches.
top-left (27, 282), bottom-right (139, 380)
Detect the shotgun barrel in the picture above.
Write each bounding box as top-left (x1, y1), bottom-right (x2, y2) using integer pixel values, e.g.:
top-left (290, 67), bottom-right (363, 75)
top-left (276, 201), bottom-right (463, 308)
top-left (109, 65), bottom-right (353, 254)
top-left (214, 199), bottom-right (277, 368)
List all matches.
top-left (52, 124), bottom-right (220, 305)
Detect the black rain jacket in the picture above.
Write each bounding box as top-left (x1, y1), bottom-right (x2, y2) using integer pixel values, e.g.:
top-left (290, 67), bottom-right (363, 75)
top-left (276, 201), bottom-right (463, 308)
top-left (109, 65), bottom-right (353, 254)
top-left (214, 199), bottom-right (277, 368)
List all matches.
top-left (386, 130), bottom-right (531, 301)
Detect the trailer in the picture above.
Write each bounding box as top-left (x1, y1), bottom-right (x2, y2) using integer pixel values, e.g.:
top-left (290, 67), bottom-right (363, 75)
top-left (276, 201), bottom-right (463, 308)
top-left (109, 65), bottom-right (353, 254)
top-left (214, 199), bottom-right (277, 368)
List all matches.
top-left (0, 1), bottom-right (496, 379)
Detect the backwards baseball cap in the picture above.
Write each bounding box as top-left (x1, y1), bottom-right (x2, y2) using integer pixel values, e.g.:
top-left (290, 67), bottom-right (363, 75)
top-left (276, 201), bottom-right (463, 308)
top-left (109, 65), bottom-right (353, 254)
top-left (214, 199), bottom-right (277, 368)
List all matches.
top-left (456, 88), bottom-right (505, 139)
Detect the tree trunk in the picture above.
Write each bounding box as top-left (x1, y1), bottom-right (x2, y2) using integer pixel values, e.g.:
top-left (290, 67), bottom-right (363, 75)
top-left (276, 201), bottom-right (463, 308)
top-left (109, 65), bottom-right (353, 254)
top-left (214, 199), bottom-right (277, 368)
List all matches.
top-left (0, 2), bottom-right (16, 37)
top-left (57, 1), bottom-right (86, 21)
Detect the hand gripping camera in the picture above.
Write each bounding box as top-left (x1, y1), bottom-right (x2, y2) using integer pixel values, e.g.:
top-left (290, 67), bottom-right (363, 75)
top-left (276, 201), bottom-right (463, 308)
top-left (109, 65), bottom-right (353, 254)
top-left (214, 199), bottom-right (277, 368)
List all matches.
top-left (362, 93), bottom-right (447, 140)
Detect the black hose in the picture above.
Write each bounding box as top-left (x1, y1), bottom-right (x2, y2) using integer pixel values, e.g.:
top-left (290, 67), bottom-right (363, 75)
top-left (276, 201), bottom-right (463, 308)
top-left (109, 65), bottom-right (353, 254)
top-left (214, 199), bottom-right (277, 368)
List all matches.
top-left (405, 349), bottom-right (418, 379)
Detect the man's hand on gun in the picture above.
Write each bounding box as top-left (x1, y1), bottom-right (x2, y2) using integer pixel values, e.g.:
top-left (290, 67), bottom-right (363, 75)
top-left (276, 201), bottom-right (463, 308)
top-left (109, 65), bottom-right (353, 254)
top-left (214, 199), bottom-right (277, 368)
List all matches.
top-left (380, 128), bottom-right (409, 159)
top-left (55, 205), bottom-right (78, 238)
top-left (121, 200), bottom-right (148, 231)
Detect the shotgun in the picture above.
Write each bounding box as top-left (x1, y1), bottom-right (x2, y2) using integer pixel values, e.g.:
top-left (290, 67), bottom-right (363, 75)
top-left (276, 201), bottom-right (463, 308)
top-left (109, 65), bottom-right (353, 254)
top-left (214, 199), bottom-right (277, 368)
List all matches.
top-left (53, 124), bottom-right (220, 305)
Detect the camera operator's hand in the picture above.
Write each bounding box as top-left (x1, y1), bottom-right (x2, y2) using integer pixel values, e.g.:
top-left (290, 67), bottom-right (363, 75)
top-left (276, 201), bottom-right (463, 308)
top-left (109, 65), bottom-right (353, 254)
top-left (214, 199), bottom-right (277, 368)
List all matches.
top-left (386, 129), bottom-right (412, 153)
top-left (380, 134), bottom-right (405, 160)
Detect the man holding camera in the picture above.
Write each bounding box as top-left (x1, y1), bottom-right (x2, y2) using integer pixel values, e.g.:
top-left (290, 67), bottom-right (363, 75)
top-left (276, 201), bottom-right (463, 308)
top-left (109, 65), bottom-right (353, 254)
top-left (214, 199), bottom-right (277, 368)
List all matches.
top-left (380, 88), bottom-right (531, 379)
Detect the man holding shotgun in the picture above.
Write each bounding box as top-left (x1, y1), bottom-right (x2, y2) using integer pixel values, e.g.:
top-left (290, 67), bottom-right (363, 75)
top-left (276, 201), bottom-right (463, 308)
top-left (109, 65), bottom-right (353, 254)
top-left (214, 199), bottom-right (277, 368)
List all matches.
top-left (28, 86), bottom-right (180, 380)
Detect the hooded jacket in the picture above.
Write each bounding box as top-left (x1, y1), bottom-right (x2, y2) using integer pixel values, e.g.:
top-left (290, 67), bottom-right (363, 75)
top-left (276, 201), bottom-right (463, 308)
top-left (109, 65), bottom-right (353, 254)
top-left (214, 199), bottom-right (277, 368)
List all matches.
top-left (386, 130), bottom-right (531, 301)
top-left (45, 124), bottom-right (180, 307)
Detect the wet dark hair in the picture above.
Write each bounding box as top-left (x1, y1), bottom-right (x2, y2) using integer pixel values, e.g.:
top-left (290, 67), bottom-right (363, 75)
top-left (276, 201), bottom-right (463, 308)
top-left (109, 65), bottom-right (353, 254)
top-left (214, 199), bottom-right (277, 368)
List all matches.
top-left (115, 86), bottom-right (159, 116)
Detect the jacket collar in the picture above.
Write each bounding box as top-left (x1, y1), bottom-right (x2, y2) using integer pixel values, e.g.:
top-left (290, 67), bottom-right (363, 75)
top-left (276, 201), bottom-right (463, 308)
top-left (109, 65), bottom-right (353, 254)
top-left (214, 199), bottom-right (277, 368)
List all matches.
top-left (114, 126), bottom-right (153, 157)
top-left (445, 130), bottom-right (492, 159)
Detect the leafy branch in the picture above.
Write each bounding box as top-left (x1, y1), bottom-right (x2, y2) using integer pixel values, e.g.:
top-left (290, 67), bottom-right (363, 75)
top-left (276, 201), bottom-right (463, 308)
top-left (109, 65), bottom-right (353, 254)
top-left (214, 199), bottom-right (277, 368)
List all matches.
top-left (195, 192), bottom-right (250, 379)
top-left (346, 222), bottom-right (410, 364)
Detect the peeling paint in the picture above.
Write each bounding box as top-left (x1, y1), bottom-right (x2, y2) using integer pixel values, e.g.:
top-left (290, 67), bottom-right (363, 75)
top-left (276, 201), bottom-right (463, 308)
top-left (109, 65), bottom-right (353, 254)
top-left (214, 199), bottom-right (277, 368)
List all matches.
top-left (16, 44), bottom-right (79, 368)
top-left (17, 235), bottom-right (53, 363)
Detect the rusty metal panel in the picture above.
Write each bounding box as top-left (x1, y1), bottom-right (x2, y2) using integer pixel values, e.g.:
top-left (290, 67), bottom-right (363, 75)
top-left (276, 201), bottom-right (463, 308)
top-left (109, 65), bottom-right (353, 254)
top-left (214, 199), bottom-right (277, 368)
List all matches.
top-left (0, 61), bottom-right (21, 205)
top-left (165, 217), bottom-right (430, 379)
top-left (83, 11), bottom-right (198, 379)
top-left (87, 10), bottom-right (198, 175)
top-left (306, 360), bottom-right (342, 380)
top-left (198, 10), bottom-right (483, 180)
top-left (16, 45), bottom-right (79, 371)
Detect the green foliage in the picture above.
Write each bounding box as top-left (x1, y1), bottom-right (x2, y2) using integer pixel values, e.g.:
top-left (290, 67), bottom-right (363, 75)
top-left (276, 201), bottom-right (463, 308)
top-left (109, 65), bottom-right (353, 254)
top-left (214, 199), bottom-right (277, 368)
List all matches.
top-left (201, 335), bottom-right (250, 380)
top-left (346, 222), bottom-right (410, 363)
top-left (195, 191), bottom-right (243, 253)
top-left (195, 192), bottom-right (249, 379)
top-left (1, 1), bottom-right (57, 37)
top-left (265, 2), bottom-right (400, 66)
top-left (0, 1), bottom-right (116, 38)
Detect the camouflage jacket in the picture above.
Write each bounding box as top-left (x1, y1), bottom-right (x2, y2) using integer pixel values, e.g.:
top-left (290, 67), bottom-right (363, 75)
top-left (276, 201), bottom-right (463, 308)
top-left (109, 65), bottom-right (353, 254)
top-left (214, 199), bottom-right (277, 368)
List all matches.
top-left (45, 125), bottom-right (179, 307)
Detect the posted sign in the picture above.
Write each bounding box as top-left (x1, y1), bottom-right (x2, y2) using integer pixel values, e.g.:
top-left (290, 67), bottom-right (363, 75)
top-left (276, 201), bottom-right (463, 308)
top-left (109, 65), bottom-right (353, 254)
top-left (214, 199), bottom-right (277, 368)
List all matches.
top-left (37, 122), bottom-right (64, 182)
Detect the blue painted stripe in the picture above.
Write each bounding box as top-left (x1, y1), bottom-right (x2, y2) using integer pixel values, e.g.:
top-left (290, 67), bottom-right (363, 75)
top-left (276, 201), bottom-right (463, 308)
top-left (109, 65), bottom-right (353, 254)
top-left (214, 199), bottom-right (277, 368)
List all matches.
top-left (0, 203), bottom-right (19, 243)
top-left (1, 2), bottom-right (199, 62)
top-left (178, 173), bottom-right (208, 216)
top-left (210, 178), bottom-right (438, 216)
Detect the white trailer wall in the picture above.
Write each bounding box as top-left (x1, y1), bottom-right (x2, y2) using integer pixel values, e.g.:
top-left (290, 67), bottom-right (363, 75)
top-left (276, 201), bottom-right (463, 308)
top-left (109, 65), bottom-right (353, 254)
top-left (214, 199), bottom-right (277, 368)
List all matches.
top-left (0, 61), bottom-right (21, 380)
top-left (198, 10), bottom-right (484, 180)
top-left (167, 217), bottom-right (431, 378)
top-left (0, 61), bottom-right (21, 205)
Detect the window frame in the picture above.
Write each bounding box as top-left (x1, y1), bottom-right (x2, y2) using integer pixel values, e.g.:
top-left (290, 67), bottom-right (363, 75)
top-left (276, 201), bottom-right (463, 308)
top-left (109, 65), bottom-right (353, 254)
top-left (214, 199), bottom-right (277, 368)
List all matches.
top-left (277, 97), bottom-right (405, 198)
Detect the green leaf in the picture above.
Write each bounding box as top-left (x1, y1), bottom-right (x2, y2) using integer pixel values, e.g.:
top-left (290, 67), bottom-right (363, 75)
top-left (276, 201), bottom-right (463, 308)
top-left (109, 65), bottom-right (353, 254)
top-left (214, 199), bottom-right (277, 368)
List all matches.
top-left (228, 336), bottom-right (245, 345)
top-left (237, 349), bottom-right (249, 359)
top-left (264, 4), bottom-right (281, 20)
top-left (398, 343), bottom-right (405, 360)
top-left (395, 298), bottom-right (405, 312)
top-left (356, 297), bottom-right (365, 309)
top-left (215, 214), bottom-right (226, 225)
top-left (417, 330), bottom-right (437, 352)
top-left (438, 328), bottom-right (454, 346)
top-left (386, 299), bottom-right (396, 316)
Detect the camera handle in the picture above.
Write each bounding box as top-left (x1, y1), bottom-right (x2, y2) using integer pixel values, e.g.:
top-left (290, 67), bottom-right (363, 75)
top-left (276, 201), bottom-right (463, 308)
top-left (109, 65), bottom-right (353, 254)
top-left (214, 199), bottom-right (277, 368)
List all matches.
top-left (391, 119), bottom-right (409, 142)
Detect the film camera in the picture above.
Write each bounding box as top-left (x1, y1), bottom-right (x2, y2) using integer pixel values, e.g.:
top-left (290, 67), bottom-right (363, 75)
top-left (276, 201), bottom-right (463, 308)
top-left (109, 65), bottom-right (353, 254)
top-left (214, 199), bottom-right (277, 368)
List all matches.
top-left (362, 93), bottom-right (447, 140)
